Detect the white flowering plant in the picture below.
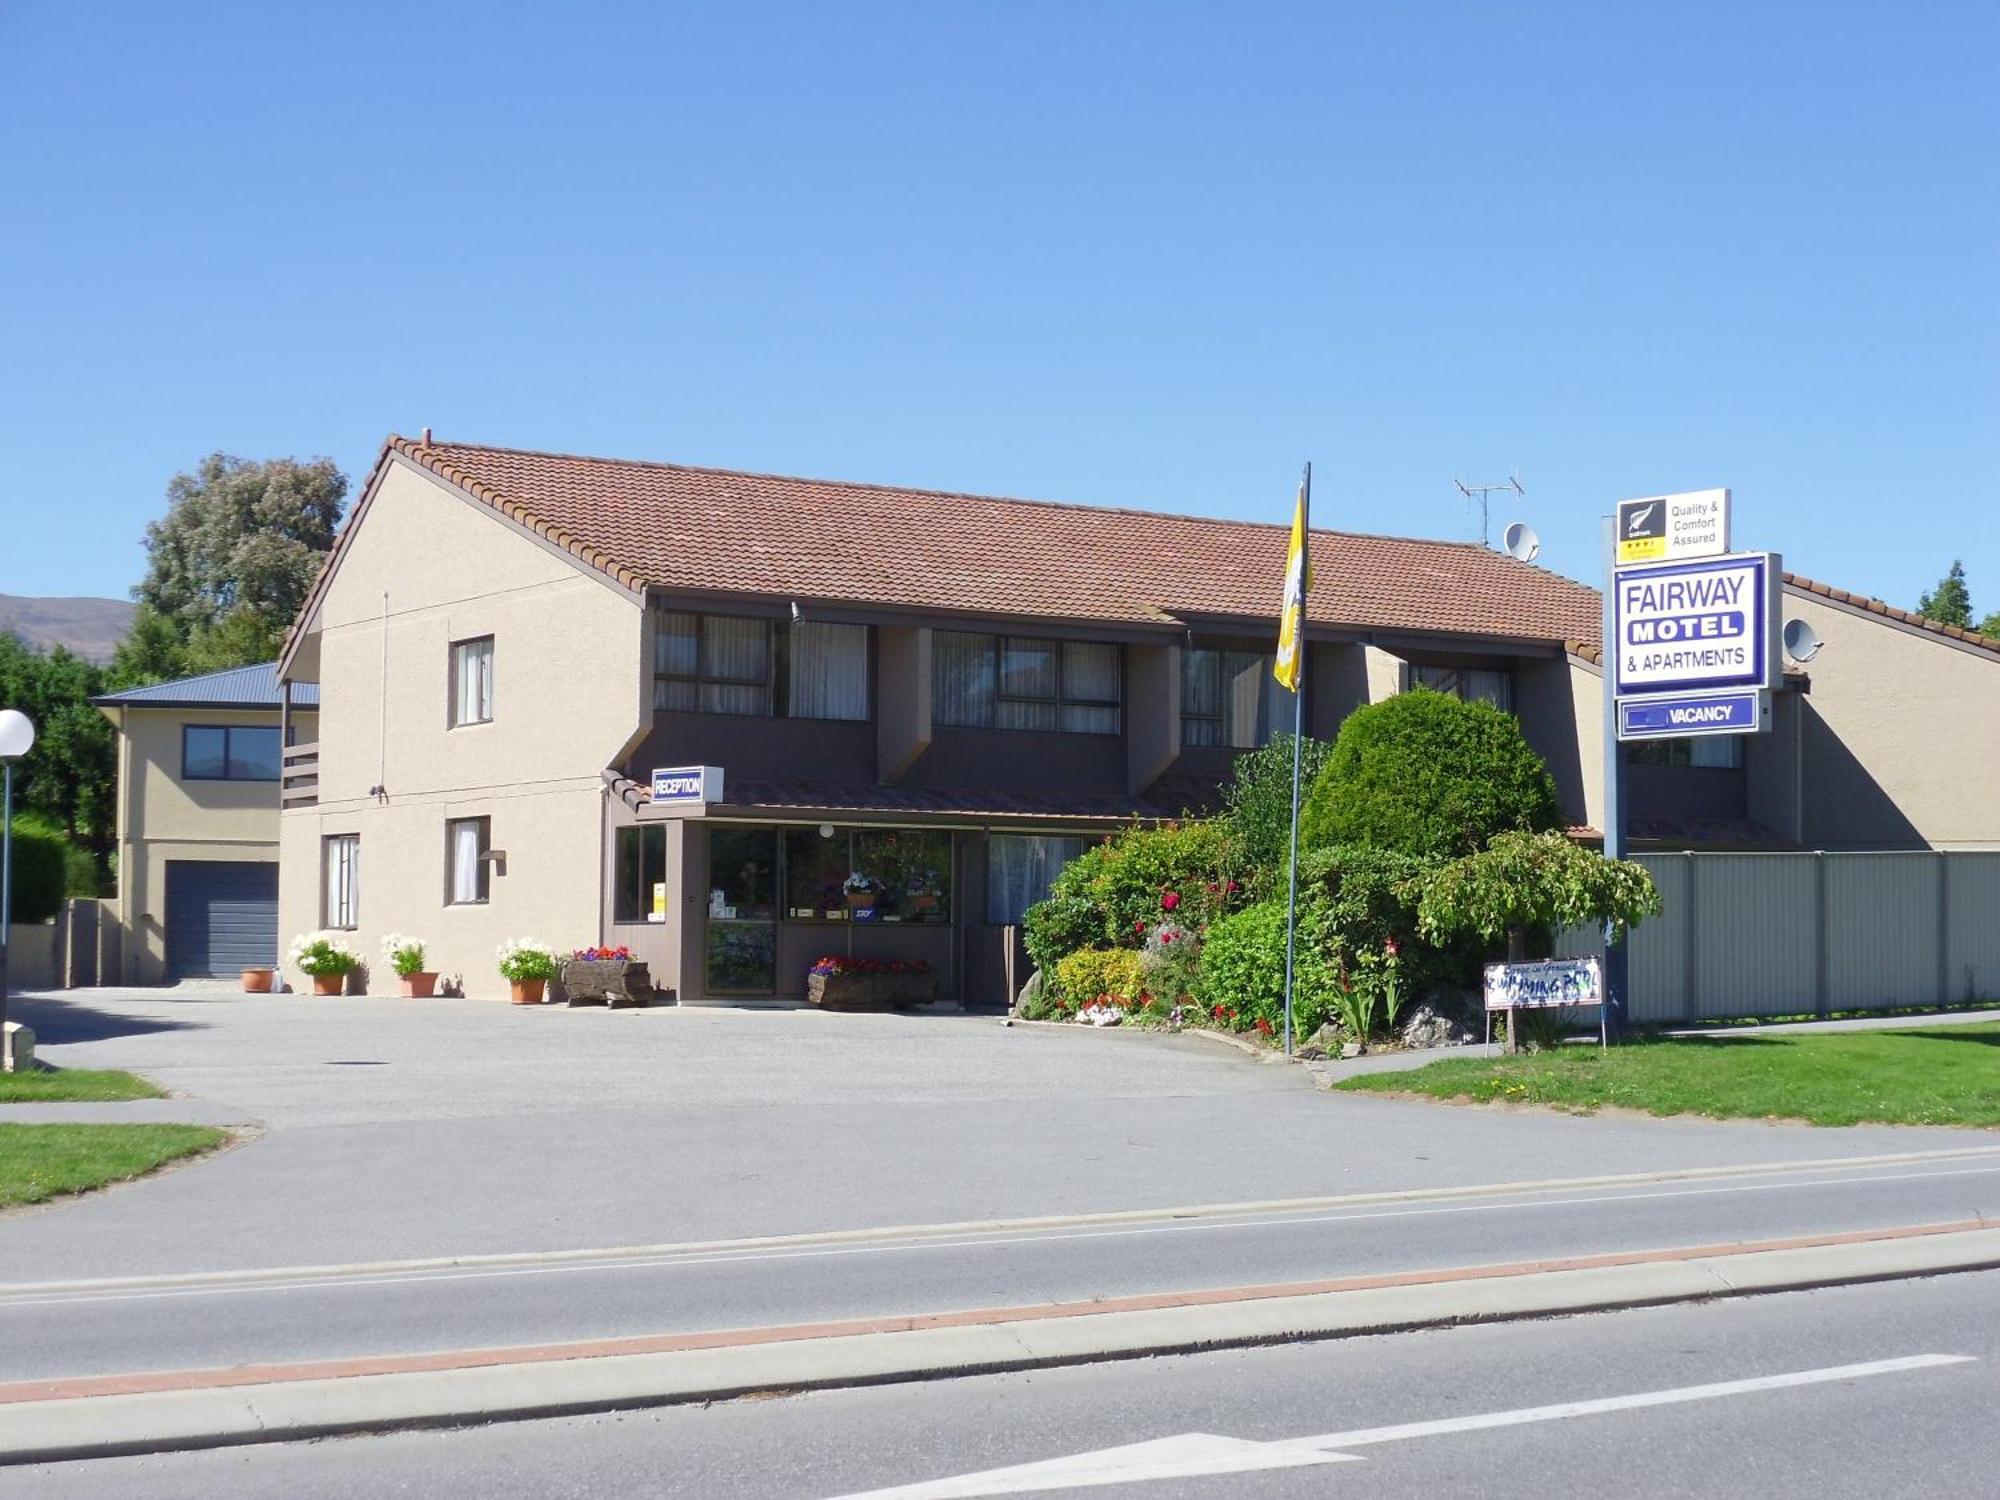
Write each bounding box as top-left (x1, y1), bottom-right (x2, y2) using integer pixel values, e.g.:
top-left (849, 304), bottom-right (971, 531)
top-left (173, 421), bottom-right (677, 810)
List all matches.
top-left (381, 933), bottom-right (428, 978)
top-left (496, 938), bottom-right (560, 983)
top-left (288, 931), bottom-right (360, 977)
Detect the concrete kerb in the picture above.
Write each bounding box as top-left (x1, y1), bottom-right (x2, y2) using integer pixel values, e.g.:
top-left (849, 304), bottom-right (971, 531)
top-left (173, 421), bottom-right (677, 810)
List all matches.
top-left (5, 1221), bottom-right (2000, 1467)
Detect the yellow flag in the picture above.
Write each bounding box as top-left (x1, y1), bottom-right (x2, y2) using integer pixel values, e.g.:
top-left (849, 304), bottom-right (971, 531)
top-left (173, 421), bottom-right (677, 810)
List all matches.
top-left (1273, 477), bottom-right (1311, 690)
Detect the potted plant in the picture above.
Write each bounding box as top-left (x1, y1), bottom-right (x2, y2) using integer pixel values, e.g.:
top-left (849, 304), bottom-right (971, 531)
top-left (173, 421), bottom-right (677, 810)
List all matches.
top-left (560, 946), bottom-right (654, 1007)
top-left (805, 956), bottom-right (936, 1010)
top-left (382, 933), bottom-right (438, 998)
top-left (497, 938), bottom-right (560, 1005)
top-left (288, 931), bottom-right (360, 996)
top-left (241, 966), bottom-right (276, 994)
top-left (842, 872), bottom-right (882, 911)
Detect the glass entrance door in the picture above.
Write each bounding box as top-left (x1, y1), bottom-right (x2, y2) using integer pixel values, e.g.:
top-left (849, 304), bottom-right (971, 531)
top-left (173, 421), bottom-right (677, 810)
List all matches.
top-left (704, 827), bottom-right (778, 993)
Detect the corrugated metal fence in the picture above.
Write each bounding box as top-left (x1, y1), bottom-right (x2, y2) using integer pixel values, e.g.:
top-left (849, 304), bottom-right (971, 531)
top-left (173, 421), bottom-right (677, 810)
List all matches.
top-left (1556, 852), bottom-right (2000, 1025)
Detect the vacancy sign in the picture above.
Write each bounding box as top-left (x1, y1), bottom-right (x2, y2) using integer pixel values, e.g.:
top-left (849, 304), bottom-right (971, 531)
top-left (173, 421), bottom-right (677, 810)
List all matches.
top-left (1616, 488), bottom-right (1731, 566)
top-left (1612, 552), bottom-right (1779, 700)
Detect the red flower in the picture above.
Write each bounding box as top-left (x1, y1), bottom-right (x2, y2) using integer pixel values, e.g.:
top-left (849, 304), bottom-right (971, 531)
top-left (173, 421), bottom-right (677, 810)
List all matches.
top-left (1161, 930), bottom-right (1175, 944)
top-left (1254, 1017), bottom-right (1274, 1037)
top-left (1161, 891), bottom-right (1181, 912)
top-left (1226, 880), bottom-right (1241, 894)
top-left (1384, 938), bottom-right (1399, 957)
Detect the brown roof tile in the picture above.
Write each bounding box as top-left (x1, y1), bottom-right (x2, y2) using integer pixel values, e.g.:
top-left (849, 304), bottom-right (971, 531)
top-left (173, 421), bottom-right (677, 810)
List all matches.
top-left (387, 436), bottom-right (1606, 648)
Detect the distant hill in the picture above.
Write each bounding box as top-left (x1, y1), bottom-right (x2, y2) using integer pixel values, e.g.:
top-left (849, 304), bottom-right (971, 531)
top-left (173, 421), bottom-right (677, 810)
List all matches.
top-left (0, 594), bottom-right (137, 663)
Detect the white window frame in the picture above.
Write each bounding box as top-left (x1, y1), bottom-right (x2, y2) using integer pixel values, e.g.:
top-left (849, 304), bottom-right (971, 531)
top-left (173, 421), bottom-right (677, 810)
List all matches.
top-left (451, 636), bottom-right (495, 728)
top-left (323, 834), bottom-right (360, 929)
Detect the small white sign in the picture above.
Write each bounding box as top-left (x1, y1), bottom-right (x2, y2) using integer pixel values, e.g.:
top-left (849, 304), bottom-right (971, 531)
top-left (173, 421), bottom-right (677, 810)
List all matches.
top-left (1616, 488), bottom-right (1731, 566)
top-left (1484, 958), bottom-right (1604, 1011)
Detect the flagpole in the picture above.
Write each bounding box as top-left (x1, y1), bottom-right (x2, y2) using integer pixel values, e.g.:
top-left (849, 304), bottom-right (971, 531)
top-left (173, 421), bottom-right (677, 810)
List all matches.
top-left (1281, 461), bottom-right (1310, 1058)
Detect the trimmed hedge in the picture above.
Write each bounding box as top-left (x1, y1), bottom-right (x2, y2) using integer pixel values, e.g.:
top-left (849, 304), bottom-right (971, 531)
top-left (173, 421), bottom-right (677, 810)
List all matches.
top-left (1300, 689), bottom-right (1562, 859)
top-left (1052, 949), bottom-right (1150, 1005)
top-left (5, 815), bottom-right (69, 925)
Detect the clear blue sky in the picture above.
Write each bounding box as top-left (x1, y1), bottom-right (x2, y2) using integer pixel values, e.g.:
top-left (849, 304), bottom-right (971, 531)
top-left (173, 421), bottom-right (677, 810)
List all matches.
top-left (3, 2), bottom-right (1994, 617)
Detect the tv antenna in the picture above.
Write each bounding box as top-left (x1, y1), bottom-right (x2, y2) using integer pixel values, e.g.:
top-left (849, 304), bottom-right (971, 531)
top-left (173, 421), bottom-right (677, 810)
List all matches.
top-left (1454, 473), bottom-right (1524, 547)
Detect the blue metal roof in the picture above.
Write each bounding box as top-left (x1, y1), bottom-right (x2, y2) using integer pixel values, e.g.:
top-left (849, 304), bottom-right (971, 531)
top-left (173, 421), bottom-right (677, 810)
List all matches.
top-left (92, 662), bottom-right (318, 710)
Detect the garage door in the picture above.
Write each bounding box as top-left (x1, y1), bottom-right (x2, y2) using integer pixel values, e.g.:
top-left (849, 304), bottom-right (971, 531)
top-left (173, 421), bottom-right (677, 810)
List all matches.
top-left (165, 861), bottom-right (280, 980)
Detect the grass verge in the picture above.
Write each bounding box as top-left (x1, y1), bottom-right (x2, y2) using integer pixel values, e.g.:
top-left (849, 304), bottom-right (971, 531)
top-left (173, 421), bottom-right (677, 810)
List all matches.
top-left (0, 1068), bottom-right (166, 1103)
top-left (1335, 1023), bottom-right (2000, 1128)
top-left (0, 1125), bottom-right (229, 1208)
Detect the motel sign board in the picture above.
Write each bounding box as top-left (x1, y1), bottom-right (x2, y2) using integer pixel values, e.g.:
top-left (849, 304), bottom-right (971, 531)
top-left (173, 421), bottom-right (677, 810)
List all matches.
top-left (1612, 552), bottom-right (1780, 702)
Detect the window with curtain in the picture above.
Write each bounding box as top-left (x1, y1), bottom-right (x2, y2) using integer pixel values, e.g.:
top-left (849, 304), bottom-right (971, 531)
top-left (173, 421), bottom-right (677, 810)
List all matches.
top-left (985, 835), bottom-right (1087, 925)
top-left (653, 610), bottom-right (771, 716)
top-left (934, 633), bottom-right (1122, 735)
top-left (613, 824), bottom-right (668, 923)
top-left (1411, 664), bottom-right (1514, 713)
top-left (1182, 649), bottom-right (1290, 748)
top-left (1629, 736), bottom-right (1744, 769)
top-left (451, 637), bottom-right (494, 726)
top-left (322, 834), bottom-right (359, 929)
top-left (447, 817), bottom-right (490, 904)
top-left (785, 621), bottom-right (869, 721)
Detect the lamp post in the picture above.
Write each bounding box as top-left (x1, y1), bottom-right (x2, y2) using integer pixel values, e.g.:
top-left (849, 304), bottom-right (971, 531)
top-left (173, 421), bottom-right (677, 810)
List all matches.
top-left (0, 708), bottom-right (37, 1049)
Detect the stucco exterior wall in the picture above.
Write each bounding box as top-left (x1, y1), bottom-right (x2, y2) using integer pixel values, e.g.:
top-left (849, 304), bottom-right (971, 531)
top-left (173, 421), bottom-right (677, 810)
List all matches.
top-left (109, 705), bottom-right (314, 986)
top-left (278, 458), bottom-right (646, 995)
top-left (1782, 589), bottom-right (2000, 850)
top-left (1515, 655), bottom-right (1596, 832)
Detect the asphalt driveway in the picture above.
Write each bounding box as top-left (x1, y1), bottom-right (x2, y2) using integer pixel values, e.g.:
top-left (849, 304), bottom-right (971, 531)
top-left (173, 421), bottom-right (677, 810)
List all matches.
top-left (4, 986), bottom-right (1993, 1280)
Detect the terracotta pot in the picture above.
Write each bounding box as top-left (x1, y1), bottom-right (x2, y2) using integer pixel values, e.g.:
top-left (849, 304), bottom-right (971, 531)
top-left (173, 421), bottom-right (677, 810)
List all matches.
top-left (241, 967), bottom-right (276, 994)
top-left (399, 971), bottom-right (439, 998)
top-left (844, 891), bottom-right (877, 909)
top-left (509, 978), bottom-right (547, 1006)
top-left (310, 973), bottom-right (345, 997)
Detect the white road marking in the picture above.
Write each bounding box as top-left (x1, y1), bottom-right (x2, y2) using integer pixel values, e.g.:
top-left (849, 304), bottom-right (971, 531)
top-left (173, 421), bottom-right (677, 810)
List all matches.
top-left (2, 1162), bottom-right (1996, 1309)
top-left (829, 1354), bottom-right (1976, 1498)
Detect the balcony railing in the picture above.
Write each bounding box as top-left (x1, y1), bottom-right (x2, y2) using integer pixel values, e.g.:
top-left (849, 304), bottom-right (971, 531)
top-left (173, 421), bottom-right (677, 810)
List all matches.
top-left (281, 742), bottom-right (319, 809)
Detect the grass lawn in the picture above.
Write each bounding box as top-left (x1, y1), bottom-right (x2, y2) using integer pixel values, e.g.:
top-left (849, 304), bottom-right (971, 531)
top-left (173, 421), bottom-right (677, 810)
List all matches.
top-left (0, 1068), bottom-right (165, 1103)
top-left (0, 1124), bottom-right (229, 1208)
top-left (1336, 1023), bottom-right (2000, 1128)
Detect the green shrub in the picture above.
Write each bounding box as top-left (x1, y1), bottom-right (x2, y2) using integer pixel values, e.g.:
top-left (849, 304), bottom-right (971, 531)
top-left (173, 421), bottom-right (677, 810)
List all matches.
top-left (1052, 948), bottom-right (1151, 1005)
top-left (1416, 829), bottom-right (1662, 955)
top-left (1222, 733), bottom-right (1334, 884)
top-left (1026, 819), bottom-right (1249, 970)
top-left (1300, 689), bottom-right (1562, 860)
top-left (1195, 899), bottom-right (1338, 1039)
top-left (63, 841), bottom-right (104, 899)
top-left (5, 814), bottom-right (69, 924)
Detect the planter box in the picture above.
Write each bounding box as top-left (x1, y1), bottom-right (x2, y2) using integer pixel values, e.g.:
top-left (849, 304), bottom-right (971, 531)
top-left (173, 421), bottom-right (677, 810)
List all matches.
top-left (805, 971), bottom-right (937, 1011)
top-left (560, 958), bottom-right (656, 1009)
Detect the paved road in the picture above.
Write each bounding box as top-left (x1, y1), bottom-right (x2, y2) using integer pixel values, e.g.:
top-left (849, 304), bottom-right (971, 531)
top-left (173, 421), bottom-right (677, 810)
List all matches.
top-left (8, 988), bottom-right (1996, 1282)
top-left (5, 1148), bottom-right (1997, 1383)
top-left (9, 1266), bottom-right (1995, 1497)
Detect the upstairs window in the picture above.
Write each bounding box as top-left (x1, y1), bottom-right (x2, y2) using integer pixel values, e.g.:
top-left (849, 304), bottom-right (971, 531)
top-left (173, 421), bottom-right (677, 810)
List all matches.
top-left (934, 633), bottom-right (1122, 735)
top-left (1410, 664), bottom-right (1513, 713)
top-left (654, 610), bottom-right (771, 716)
top-left (451, 637), bottom-right (494, 726)
top-left (182, 725), bottom-right (282, 781)
top-left (652, 610), bottom-right (871, 721)
top-left (1182, 649), bottom-right (1291, 748)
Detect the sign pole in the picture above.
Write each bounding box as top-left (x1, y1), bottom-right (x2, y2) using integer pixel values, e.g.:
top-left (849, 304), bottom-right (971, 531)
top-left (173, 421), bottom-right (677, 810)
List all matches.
top-left (1280, 461), bottom-right (1310, 1059)
top-left (1600, 517), bottom-right (1629, 1039)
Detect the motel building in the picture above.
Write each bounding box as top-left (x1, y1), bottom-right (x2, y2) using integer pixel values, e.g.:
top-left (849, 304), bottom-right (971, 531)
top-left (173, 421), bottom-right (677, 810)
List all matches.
top-left (272, 436), bottom-right (2000, 1005)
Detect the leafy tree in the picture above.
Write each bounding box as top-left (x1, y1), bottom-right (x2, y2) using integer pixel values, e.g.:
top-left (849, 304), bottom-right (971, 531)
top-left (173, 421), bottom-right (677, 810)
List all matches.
top-left (1300, 689), bottom-right (1563, 859)
top-left (112, 453), bottom-right (347, 682)
top-left (1222, 732), bottom-right (1334, 882)
top-left (1915, 561), bottom-right (1974, 630)
top-left (1981, 612), bottom-right (2000, 640)
top-left (1415, 830), bottom-right (1662, 960)
top-left (0, 634), bottom-right (117, 874)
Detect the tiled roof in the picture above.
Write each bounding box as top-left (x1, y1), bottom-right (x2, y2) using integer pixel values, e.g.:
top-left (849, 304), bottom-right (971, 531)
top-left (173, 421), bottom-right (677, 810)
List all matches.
top-left (384, 436), bottom-right (1606, 648)
top-left (604, 772), bottom-right (1185, 825)
top-left (1784, 573), bottom-right (2000, 658)
top-left (92, 662), bottom-right (318, 710)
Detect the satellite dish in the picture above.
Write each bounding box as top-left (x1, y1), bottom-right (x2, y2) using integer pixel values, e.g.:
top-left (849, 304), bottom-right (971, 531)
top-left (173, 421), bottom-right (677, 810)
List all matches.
top-left (1783, 618), bottom-right (1823, 663)
top-left (1502, 522), bottom-right (1541, 562)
